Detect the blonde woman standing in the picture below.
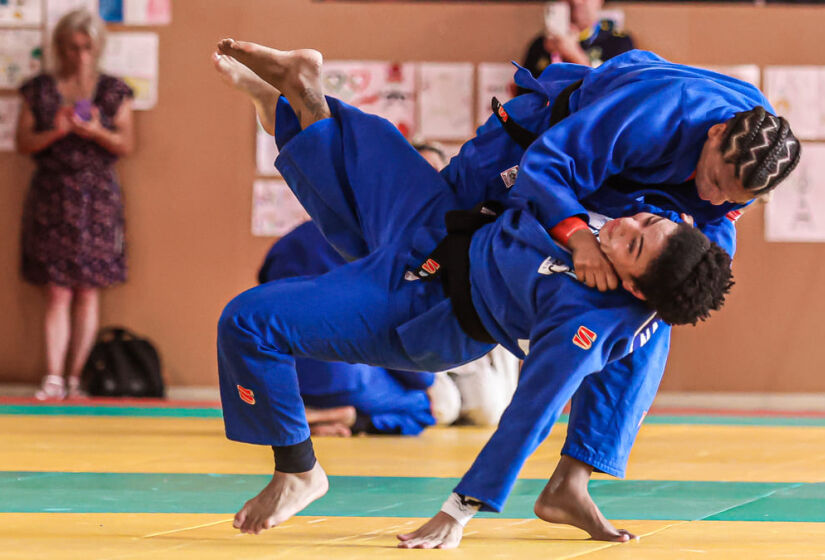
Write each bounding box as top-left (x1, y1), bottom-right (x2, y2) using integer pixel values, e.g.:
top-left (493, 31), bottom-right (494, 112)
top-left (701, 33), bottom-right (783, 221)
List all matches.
top-left (16, 8), bottom-right (134, 400)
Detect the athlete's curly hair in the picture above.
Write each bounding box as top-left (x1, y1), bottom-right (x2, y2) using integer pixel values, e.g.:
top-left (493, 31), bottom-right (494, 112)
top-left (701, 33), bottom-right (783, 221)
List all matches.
top-left (632, 224), bottom-right (734, 326)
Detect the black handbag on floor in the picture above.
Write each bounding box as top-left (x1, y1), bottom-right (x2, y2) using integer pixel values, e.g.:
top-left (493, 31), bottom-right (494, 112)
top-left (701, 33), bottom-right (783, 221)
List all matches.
top-left (82, 327), bottom-right (165, 398)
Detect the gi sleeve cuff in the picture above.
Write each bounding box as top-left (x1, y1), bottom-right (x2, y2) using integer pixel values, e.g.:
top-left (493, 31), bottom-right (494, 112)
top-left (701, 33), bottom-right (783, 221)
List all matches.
top-left (550, 216), bottom-right (589, 245)
top-left (440, 492), bottom-right (482, 527)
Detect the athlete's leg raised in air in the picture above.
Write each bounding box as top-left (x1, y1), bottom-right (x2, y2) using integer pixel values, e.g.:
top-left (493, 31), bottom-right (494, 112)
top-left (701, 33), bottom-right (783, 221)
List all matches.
top-left (212, 50), bottom-right (281, 135)
top-left (217, 39), bottom-right (329, 130)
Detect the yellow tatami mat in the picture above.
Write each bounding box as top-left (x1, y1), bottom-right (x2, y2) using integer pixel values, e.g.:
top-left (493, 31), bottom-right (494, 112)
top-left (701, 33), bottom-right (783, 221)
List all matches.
top-left (1, 407), bottom-right (823, 559)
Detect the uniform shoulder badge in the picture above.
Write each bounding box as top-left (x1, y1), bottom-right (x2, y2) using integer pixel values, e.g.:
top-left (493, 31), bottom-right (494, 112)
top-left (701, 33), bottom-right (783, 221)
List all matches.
top-left (501, 165), bottom-right (519, 188)
top-left (538, 256), bottom-right (571, 275)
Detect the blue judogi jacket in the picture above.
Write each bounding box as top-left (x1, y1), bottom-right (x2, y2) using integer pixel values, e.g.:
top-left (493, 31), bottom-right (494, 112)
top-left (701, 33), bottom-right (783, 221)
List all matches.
top-left (453, 205), bottom-right (664, 510)
top-left (446, 50), bottom-right (770, 258)
top-left (429, 52), bottom-right (770, 506)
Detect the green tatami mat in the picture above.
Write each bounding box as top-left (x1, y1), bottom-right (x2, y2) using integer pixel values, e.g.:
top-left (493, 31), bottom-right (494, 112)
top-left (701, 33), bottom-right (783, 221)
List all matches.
top-left (4, 404), bottom-right (825, 426)
top-left (0, 404), bottom-right (223, 417)
top-left (1, 472), bottom-right (822, 522)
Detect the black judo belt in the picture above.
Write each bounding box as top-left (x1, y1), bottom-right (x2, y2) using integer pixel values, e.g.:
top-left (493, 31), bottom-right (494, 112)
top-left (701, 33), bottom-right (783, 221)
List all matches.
top-left (491, 78), bottom-right (583, 149)
top-left (408, 201), bottom-right (504, 344)
top-left (408, 80), bottom-right (582, 345)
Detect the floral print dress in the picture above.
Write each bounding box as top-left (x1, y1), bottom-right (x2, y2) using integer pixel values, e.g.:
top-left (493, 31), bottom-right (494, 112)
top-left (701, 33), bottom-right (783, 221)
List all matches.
top-left (19, 73), bottom-right (133, 288)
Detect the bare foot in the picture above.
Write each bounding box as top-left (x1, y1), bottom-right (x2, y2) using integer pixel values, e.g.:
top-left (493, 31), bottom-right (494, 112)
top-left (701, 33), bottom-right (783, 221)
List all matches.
top-left (216, 39), bottom-right (329, 129)
top-left (305, 405), bottom-right (356, 426)
top-left (310, 422), bottom-right (352, 437)
top-left (233, 461), bottom-right (328, 534)
top-left (534, 477), bottom-right (636, 542)
top-left (212, 51), bottom-right (280, 134)
top-left (397, 511), bottom-right (464, 549)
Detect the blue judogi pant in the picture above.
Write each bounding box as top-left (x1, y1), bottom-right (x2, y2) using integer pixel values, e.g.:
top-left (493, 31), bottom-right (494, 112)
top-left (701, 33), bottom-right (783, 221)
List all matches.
top-left (259, 221), bottom-right (436, 435)
top-left (217, 99), bottom-right (492, 446)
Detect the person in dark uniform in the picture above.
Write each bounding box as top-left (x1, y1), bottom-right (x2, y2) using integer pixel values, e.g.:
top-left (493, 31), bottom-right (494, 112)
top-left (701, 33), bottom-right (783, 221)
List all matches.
top-left (522, 0), bottom-right (634, 87)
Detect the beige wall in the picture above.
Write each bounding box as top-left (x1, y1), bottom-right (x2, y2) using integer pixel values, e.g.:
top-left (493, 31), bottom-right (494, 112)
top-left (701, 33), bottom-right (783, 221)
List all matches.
top-left (1, 1), bottom-right (823, 392)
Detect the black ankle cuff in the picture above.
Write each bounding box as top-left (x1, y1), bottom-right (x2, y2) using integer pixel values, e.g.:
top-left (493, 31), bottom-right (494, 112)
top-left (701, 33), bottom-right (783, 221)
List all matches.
top-left (272, 438), bottom-right (316, 473)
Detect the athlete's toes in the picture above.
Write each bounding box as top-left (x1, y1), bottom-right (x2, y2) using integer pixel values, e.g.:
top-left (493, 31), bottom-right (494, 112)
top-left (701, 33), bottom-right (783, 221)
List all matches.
top-left (217, 38), bottom-right (238, 54)
top-left (618, 529), bottom-right (638, 542)
top-left (233, 508), bottom-right (247, 529)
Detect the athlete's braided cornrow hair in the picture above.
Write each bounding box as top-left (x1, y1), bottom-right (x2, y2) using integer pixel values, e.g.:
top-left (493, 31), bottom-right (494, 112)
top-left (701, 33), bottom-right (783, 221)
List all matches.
top-left (633, 224), bottom-right (734, 326)
top-left (720, 106), bottom-right (802, 196)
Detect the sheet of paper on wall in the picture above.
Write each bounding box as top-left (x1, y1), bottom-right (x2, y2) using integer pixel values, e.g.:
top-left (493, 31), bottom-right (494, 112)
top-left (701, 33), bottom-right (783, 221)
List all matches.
top-left (124, 0), bottom-right (171, 25)
top-left (47, 0), bottom-right (98, 28)
top-left (0, 0), bottom-right (43, 26)
top-left (0, 97), bottom-right (22, 151)
top-left (256, 120), bottom-right (279, 176)
top-left (477, 62), bottom-right (516, 127)
top-left (322, 61), bottom-right (416, 138)
top-left (418, 62), bottom-right (474, 141)
top-left (764, 66), bottom-right (825, 140)
top-left (701, 65), bottom-right (760, 88)
top-left (252, 179), bottom-right (310, 237)
top-left (0, 29), bottom-right (42, 89)
top-left (99, 32), bottom-right (159, 110)
top-left (764, 143), bottom-right (825, 243)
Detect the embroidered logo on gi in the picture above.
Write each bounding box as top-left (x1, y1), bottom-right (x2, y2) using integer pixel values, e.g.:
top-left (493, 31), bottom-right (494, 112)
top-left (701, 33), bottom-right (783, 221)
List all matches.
top-left (538, 256), bottom-right (570, 276)
top-left (421, 258), bottom-right (440, 275)
top-left (500, 165), bottom-right (519, 188)
top-left (237, 385), bottom-right (256, 405)
top-left (726, 209), bottom-right (743, 222)
top-left (572, 325), bottom-right (597, 350)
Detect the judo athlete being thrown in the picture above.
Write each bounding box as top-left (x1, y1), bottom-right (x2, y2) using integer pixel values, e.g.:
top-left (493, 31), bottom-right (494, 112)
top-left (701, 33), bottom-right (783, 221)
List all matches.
top-left (258, 220), bottom-right (520, 435)
top-left (210, 40), bottom-right (749, 546)
top-left (397, 45), bottom-right (801, 547)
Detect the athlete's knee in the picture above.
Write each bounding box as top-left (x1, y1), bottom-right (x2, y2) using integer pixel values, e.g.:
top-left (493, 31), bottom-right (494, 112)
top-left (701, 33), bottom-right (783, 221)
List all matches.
top-left (218, 289), bottom-right (266, 343)
top-left (218, 286), bottom-right (296, 361)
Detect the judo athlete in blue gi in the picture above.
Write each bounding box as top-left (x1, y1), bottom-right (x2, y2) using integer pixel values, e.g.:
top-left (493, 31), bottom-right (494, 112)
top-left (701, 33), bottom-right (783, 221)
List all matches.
top-left (212, 40), bottom-right (736, 545)
top-left (392, 49), bottom-right (801, 546)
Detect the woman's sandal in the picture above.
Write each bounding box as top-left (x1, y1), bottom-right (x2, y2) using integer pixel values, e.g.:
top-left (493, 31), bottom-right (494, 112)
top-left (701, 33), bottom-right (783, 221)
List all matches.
top-left (34, 374), bottom-right (66, 401)
top-left (66, 377), bottom-right (88, 399)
